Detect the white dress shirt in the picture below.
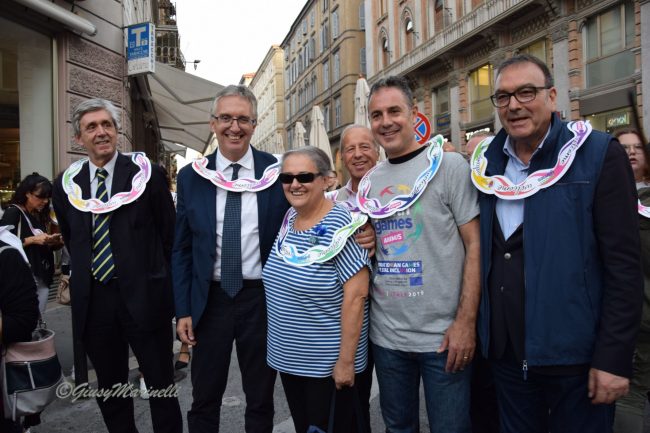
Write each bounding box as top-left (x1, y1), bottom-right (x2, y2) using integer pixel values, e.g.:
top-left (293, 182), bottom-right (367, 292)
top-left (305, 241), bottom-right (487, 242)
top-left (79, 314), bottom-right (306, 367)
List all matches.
top-left (213, 146), bottom-right (262, 281)
top-left (88, 151), bottom-right (119, 199)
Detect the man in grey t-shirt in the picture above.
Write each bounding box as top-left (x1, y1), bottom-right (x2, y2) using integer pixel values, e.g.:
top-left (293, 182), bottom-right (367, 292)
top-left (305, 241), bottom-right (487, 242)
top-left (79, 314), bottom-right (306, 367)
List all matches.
top-left (366, 75), bottom-right (480, 433)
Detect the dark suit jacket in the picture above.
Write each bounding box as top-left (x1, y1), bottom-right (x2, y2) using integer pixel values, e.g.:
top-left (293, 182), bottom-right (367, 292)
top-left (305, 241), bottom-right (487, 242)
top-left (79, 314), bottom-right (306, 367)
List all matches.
top-left (172, 146), bottom-right (289, 328)
top-left (52, 153), bottom-right (176, 338)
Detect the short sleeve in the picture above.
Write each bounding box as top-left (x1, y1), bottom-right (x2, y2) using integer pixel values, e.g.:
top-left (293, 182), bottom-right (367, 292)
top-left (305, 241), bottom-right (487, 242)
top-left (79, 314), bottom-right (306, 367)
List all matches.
top-left (445, 153), bottom-right (480, 227)
top-left (333, 214), bottom-right (370, 285)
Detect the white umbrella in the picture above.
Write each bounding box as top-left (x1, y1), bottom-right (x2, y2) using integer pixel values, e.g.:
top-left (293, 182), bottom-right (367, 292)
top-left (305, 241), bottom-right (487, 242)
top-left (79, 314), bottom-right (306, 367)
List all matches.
top-left (309, 105), bottom-right (334, 168)
top-left (354, 76), bottom-right (386, 161)
top-left (294, 121), bottom-right (307, 148)
top-left (354, 77), bottom-right (371, 127)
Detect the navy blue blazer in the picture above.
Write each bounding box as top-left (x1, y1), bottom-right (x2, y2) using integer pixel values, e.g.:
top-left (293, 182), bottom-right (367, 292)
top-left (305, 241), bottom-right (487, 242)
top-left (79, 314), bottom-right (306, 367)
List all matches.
top-left (172, 146), bottom-right (289, 327)
top-left (52, 153), bottom-right (176, 338)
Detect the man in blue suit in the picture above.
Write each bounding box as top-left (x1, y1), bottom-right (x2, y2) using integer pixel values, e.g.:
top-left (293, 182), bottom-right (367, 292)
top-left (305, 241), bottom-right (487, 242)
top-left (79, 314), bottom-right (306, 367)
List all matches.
top-left (172, 85), bottom-right (288, 432)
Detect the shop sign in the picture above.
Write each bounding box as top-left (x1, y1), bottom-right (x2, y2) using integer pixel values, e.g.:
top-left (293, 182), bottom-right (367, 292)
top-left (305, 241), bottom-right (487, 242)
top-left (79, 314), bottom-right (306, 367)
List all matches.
top-left (606, 112), bottom-right (629, 129)
top-left (127, 23), bottom-right (155, 75)
top-left (436, 113), bottom-right (451, 130)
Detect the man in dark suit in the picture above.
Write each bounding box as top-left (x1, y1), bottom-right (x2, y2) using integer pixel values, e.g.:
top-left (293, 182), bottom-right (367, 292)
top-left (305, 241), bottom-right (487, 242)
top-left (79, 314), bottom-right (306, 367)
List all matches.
top-left (52, 98), bottom-right (182, 433)
top-left (172, 85), bottom-right (289, 433)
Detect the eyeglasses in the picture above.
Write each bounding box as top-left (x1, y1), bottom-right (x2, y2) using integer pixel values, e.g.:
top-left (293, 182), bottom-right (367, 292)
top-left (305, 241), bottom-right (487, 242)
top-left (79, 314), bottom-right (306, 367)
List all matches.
top-left (490, 86), bottom-right (552, 108)
top-left (211, 114), bottom-right (257, 127)
top-left (278, 172), bottom-right (322, 184)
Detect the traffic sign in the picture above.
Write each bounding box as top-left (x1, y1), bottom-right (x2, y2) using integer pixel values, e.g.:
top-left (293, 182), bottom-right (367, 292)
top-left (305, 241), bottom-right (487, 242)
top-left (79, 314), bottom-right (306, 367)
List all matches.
top-left (413, 112), bottom-right (431, 145)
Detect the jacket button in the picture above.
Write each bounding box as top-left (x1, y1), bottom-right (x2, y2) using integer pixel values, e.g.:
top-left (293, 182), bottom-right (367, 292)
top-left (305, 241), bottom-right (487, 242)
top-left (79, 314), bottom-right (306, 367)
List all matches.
top-left (504, 252), bottom-right (512, 260)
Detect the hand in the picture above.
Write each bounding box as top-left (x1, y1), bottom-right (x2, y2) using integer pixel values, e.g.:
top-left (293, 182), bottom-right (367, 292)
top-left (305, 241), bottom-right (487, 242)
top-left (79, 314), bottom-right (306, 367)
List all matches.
top-left (354, 222), bottom-right (376, 258)
top-left (588, 368), bottom-right (629, 404)
top-left (437, 318), bottom-right (476, 373)
top-left (45, 234), bottom-right (63, 246)
top-left (27, 233), bottom-right (50, 246)
top-left (176, 317), bottom-right (196, 346)
top-left (332, 359), bottom-right (355, 390)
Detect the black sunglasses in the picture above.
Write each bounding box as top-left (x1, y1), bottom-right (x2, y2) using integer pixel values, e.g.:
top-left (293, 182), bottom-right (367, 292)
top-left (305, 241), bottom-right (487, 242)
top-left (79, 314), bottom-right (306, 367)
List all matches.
top-left (278, 172), bottom-right (321, 184)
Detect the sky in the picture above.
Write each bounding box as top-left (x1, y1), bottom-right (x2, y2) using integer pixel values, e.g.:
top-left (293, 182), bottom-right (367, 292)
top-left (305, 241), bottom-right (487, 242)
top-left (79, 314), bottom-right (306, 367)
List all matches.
top-left (175, 0), bottom-right (307, 85)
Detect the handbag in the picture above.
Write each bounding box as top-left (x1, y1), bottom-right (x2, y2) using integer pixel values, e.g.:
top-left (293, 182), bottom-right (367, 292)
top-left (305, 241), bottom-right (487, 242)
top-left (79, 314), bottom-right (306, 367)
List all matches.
top-left (307, 385), bottom-right (367, 433)
top-left (56, 274), bottom-right (71, 305)
top-left (1, 325), bottom-right (65, 421)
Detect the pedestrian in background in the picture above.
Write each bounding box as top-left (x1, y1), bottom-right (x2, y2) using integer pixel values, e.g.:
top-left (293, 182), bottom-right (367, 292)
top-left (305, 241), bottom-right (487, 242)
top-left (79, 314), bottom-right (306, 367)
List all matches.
top-left (0, 226), bottom-right (40, 433)
top-left (0, 173), bottom-right (64, 314)
top-left (613, 127), bottom-right (650, 433)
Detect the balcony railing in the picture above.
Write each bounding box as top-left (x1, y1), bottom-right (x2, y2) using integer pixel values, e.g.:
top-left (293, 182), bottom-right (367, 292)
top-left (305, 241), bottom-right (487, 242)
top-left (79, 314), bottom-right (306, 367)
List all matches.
top-left (375, 0), bottom-right (534, 78)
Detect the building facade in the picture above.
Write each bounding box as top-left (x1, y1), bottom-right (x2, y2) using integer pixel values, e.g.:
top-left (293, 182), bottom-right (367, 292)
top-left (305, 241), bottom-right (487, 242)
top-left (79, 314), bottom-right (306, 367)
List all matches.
top-left (282, 0), bottom-right (366, 178)
top-left (366, 0), bottom-right (647, 151)
top-left (250, 46), bottom-right (287, 155)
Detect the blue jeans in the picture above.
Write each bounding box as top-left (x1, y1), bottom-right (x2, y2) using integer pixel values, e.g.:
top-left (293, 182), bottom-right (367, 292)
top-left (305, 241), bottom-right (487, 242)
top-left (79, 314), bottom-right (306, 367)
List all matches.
top-left (491, 359), bottom-right (615, 433)
top-left (372, 343), bottom-right (472, 433)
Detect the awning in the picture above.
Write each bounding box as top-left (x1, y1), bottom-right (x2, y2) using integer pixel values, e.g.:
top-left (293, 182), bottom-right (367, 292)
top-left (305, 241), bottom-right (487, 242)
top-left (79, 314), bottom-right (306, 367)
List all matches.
top-left (9, 0), bottom-right (97, 35)
top-left (148, 62), bottom-right (223, 153)
top-left (162, 140), bottom-right (187, 158)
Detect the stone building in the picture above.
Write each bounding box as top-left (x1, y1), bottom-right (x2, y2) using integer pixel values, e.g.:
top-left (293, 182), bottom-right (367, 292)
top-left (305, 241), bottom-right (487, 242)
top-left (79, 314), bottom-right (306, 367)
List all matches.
top-left (365, 0), bottom-right (647, 151)
top-left (0, 0), bottom-right (219, 207)
top-left (282, 0), bottom-right (366, 177)
top-left (249, 46), bottom-right (287, 155)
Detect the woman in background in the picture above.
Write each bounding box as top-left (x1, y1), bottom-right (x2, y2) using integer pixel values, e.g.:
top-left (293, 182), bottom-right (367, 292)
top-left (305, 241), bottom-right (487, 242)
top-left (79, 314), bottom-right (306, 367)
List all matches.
top-left (0, 173), bottom-right (63, 314)
top-left (613, 127), bottom-right (650, 433)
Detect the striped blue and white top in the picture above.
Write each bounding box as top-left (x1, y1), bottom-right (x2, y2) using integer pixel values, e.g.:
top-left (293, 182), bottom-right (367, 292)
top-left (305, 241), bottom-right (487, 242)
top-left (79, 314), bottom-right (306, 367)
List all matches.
top-left (263, 204), bottom-right (370, 378)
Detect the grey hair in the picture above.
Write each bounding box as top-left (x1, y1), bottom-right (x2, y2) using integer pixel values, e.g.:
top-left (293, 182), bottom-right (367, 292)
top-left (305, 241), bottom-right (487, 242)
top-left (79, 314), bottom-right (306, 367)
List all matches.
top-left (340, 124), bottom-right (380, 152)
top-left (72, 98), bottom-right (121, 136)
top-left (282, 146), bottom-right (332, 175)
top-left (211, 85), bottom-right (258, 119)
top-left (368, 75), bottom-right (414, 108)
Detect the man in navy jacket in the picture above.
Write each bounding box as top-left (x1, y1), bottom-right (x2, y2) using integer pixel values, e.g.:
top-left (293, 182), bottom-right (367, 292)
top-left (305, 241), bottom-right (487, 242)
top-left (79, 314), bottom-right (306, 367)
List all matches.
top-left (172, 85), bottom-right (289, 432)
top-left (476, 54), bottom-right (642, 432)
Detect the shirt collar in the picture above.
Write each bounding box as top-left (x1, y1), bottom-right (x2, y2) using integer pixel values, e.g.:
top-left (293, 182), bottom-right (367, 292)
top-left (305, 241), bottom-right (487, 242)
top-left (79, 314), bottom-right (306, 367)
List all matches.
top-left (502, 126), bottom-right (552, 168)
top-left (216, 145), bottom-right (254, 172)
top-left (88, 151), bottom-right (119, 180)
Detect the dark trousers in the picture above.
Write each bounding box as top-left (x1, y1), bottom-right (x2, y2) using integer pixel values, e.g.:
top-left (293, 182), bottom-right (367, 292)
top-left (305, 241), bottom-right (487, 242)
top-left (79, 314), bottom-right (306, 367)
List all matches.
top-left (491, 359), bottom-right (615, 433)
top-left (356, 348), bottom-right (374, 433)
top-left (280, 372), bottom-right (366, 433)
top-left (83, 279), bottom-right (182, 433)
top-left (187, 282), bottom-right (275, 433)
top-left (470, 351), bottom-right (499, 433)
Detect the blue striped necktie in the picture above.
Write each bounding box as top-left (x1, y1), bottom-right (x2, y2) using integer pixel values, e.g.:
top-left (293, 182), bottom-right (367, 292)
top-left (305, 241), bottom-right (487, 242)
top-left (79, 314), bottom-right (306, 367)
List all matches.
top-left (221, 163), bottom-right (242, 297)
top-left (92, 168), bottom-right (115, 283)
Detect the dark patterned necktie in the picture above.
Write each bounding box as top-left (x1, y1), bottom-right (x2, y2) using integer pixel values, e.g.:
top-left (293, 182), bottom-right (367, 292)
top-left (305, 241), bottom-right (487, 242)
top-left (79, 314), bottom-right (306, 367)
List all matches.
top-left (92, 168), bottom-right (114, 283)
top-left (220, 163), bottom-right (242, 297)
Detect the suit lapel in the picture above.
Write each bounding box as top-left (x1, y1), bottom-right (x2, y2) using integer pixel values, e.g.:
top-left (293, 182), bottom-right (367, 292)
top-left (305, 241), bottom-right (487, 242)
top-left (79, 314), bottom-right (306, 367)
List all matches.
top-left (252, 147), bottom-right (271, 245)
top-left (73, 161), bottom-right (93, 233)
top-left (112, 153), bottom-right (137, 195)
top-left (205, 151), bottom-right (218, 246)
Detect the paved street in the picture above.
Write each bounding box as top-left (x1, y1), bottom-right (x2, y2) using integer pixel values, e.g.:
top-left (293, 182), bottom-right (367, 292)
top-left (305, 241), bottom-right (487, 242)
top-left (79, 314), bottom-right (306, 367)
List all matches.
top-left (29, 302), bottom-right (650, 432)
top-left (32, 302), bottom-right (432, 432)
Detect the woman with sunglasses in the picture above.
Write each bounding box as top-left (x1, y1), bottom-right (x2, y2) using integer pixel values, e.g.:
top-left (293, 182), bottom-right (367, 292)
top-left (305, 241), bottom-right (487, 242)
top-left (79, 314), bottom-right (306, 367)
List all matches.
top-left (0, 173), bottom-right (63, 314)
top-left (613, 127), bottom-right (650, 433)
top-left (263, 147), bottom-right (370, 432)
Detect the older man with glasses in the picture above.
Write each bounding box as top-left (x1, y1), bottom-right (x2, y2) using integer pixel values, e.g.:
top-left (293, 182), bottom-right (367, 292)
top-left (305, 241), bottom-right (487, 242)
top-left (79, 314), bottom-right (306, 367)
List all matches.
top-left (473, 54), bottom-right (642, 433)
